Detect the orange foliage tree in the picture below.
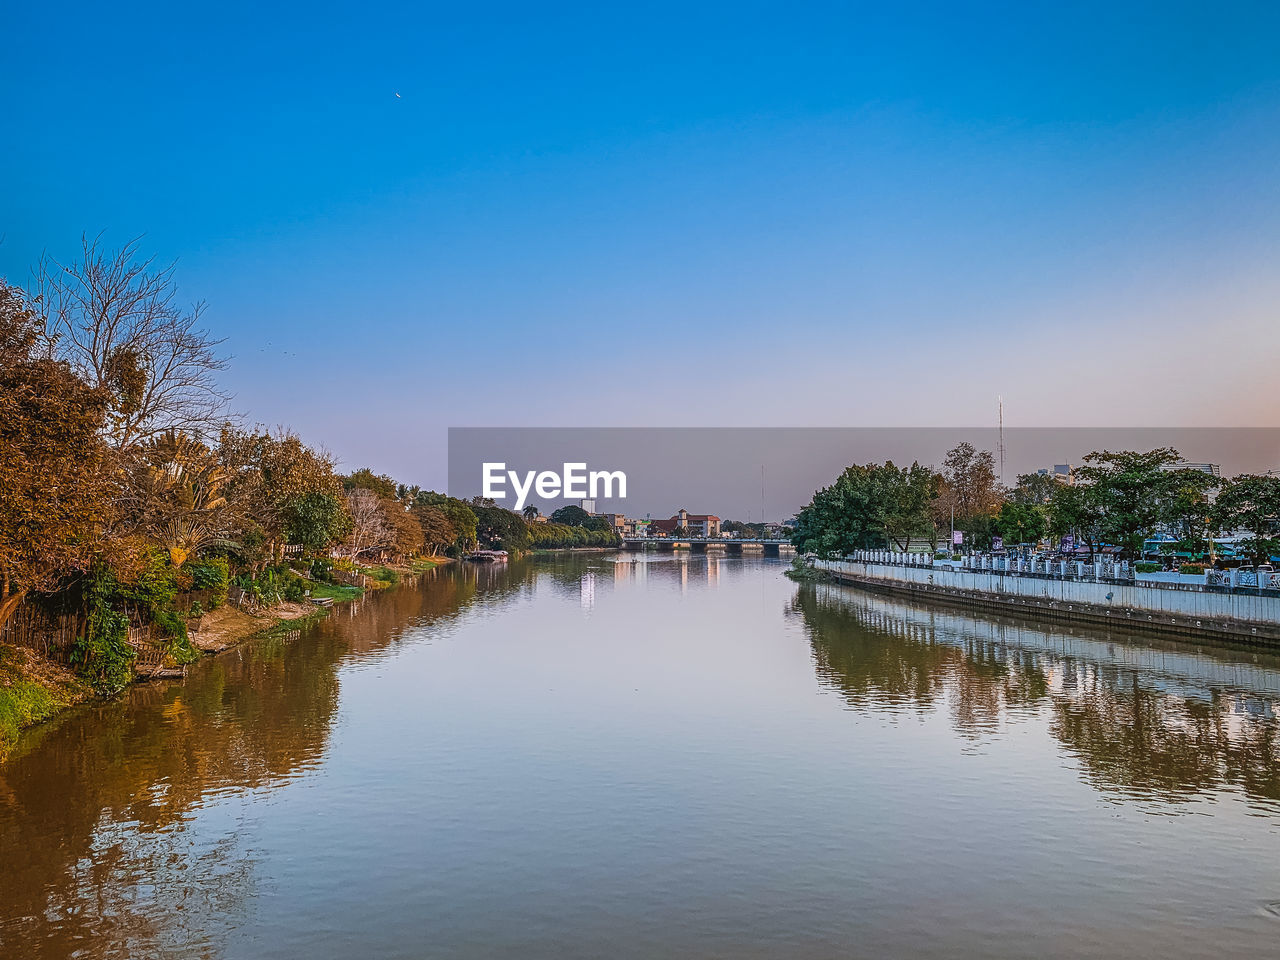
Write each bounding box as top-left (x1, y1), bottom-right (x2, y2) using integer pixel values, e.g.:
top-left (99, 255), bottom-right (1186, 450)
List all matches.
top-left (0, 281), bottom-right (112, 631)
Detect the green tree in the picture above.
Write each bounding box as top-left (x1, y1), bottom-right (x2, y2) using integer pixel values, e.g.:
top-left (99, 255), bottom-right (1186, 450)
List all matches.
top-left (1161, 467), bottom-right (1220, 558)
top-left (880, 462), bottom-right (938, 552)
top-left (1213, 474), bottom-right (1280, 564)
top-left (550, 505), bottom-right (592, 527)
top-left (472, 503), bottom-right (530, 554)
top-left (792, 461), bottom-right (937, 556)
top-left (1047, 482), bottom-right (1103, 558)
top-left (1074, 448), bottom-right (1198, 559)
top-left (993, 501), bottom-right (1047, 546)
top-left (1010, 472), bottom-right (1059, 506)
top-left (792, 465), bottom-right (884, 556)
top-left (219, 426), bottom-right (344, 565)
top-left (282, 492), bottom-right (351, 552)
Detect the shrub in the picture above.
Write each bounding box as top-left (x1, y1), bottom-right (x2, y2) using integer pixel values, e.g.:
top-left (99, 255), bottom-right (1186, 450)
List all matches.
top-left (164, 631), bottom-right (202, 665)
top-left (282, 569), bottom-right (307, 602)
top-left (1135, 562), bottom-right (1162, 573)
top-left (237, 566), bottom-right (308, 605)
top-left (153, 607), bottom-right (188, 645)
top-left (187, 556), bottom-right (230, 609)
top-left (1180, 562), bottom-right (1208, 575)
top-left (70, 605), bottom-right (135, 696)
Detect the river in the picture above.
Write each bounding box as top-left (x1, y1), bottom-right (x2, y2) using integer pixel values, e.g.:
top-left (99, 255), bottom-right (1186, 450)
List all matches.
top-left (3, 555), bottom-right (1280, 958)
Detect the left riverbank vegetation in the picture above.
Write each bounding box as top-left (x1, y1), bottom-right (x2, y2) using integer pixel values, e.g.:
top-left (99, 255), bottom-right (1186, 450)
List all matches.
top-left (0, 237), bottom-right (610, 757)
top-left (792, 442), bottom-right (1280, 566)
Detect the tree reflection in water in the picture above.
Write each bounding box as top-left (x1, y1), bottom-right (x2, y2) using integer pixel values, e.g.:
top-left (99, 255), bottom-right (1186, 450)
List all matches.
top-left (791, 582), bottom-right (1280, 809)
top-left (0, 563), bottom-right (511, 960)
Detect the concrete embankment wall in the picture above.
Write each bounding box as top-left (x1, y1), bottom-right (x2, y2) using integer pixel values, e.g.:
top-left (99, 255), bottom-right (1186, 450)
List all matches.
top-left (813, 559), bottom-right (1280, 646)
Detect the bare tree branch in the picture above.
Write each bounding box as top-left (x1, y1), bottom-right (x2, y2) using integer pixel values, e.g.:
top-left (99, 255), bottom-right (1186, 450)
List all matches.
top-left (34, 233), bottom-right (233, 447)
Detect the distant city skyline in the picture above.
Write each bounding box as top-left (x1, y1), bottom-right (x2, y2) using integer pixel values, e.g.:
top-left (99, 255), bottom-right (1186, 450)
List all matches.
top-left (4, 2), bottom-right (1279, 485)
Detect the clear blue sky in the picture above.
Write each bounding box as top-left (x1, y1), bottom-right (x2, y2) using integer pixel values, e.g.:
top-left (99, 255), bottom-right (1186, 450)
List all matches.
top-left (3, 2), bottom-right (1279, 487)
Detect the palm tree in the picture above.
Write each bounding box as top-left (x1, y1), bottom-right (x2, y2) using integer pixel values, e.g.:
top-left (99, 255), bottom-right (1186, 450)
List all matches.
top-left (135, 430), bottom-right (229, 566)
top-left (523, 504), bottom-right (539, 521)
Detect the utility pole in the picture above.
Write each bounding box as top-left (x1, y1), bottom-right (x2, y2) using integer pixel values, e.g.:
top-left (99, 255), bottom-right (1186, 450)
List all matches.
top-left (997, 396), bottom-right (1006, 485)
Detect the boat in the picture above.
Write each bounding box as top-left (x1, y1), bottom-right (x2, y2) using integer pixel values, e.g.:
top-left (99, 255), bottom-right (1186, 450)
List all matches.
top-left (465, 550), bottom-right (509, 563)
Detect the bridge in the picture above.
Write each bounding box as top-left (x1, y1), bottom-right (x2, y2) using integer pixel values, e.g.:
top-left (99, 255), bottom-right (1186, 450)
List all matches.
top-left (621, 537), bottom-right (795, 556)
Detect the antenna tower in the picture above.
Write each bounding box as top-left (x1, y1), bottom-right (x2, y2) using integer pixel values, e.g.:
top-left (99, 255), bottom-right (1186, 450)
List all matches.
top-left (997, 397), bottom-right (1006, 484)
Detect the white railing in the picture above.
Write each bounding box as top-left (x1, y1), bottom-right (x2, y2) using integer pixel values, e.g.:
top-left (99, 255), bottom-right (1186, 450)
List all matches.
top-left (1207, 568), bottom-right (1275, 590)
top-left (844, 550), bottom-right (1140, 583)
top-left (842, 550), bottom-right (1280, 592)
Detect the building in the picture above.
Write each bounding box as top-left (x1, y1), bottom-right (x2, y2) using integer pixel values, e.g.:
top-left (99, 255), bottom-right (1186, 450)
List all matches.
top-left (596, 513), bottom-right (628, 534)
top-left (1036, 464), bottom-right (1075, 484)
top-left (649, 508), bottom-right (722, 538)
top-left (1165, 462), bottom-right (1221, 477)
top-left (580, 499), bottom-right (596, 514)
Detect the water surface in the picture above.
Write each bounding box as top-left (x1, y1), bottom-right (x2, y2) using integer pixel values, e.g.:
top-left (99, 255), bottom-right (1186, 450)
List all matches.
top-left (3, 555), bottom-right (1280, 958)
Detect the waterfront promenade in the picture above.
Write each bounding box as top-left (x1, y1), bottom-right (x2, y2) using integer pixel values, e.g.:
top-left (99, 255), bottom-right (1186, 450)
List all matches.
top-left (813, 551), bottom-right (1280, 645)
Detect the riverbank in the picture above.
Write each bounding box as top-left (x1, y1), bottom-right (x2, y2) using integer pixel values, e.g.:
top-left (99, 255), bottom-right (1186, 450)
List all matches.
top-left (0, 558), bottom-right (451, 760)
top-left (810, 556), bottom-right (1280, 646)
top-left (528, 546), bottom-right (620, 556)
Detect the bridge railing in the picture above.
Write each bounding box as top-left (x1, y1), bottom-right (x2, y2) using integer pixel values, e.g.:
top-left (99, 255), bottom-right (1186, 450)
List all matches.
top-left (621, 537), bottom-right (793, 543)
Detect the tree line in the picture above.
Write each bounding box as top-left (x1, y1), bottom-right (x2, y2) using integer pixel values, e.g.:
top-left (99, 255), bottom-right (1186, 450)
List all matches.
top-left (791, 442), bottom-right (1280, 564)
top-left (0, 237), bottom-right (613, 691)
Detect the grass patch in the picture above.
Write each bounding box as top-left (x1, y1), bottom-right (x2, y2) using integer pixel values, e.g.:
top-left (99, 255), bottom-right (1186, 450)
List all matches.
top-left (0, 645), bottom-right (91, 761)
top-left (0, 681), bottom-right (61, 758)
top-left (366, 566), bottom-right (400, 588)
top-left (306, 581), bottom-right (363, 602)
top-left (784, 557), bottom-right (829, 582)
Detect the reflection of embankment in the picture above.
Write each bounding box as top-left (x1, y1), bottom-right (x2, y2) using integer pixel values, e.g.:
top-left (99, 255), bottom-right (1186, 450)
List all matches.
top-left (0, 568), bottom-right (485, 959)
top-left (791, 582), bottom-right (1280, 809)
